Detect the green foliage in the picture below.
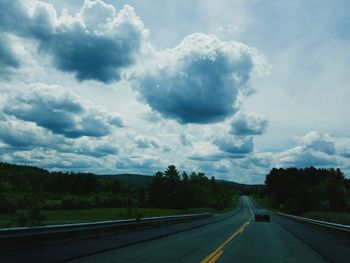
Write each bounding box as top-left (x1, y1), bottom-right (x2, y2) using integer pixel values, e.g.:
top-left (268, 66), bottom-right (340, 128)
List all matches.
top-left (0, 195), bottom-right (17, 214)
top-left (0, 208), bottom-right (183, 227)
top-left (14, 197), bottom-right (45, 226)
top-left (0, 162), bottom-right (128, 212)
top-left (149, 165), bottom-right (236, 210)
top-left (0, 162), bottom-right (238, 227)
top-left (265, 167), bottom-right (349, 214)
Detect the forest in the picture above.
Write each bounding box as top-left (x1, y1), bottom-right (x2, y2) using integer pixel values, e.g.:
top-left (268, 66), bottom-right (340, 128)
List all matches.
top-left (0, 163), bottom-right (237, 225)
top-left (2, 162), bottom-right (348, 226)
top-left (264, 167), bottom-right (350, 214)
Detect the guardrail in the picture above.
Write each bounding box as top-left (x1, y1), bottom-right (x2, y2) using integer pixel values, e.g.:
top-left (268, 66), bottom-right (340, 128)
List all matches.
top-left (277, 212), bottom-right (350, 233)
top-left (0, 213), bottom-right (211, 250)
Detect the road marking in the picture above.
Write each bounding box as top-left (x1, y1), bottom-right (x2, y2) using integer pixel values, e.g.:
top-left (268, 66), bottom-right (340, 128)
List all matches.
top-left (200, 220), bottom-right (251, 263)
top-left (246, 197), bottom-right (255, 217)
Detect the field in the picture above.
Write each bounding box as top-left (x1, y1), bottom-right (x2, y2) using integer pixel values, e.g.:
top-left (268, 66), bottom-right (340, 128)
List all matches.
top-left (0, 207), bottom-right (182, 228)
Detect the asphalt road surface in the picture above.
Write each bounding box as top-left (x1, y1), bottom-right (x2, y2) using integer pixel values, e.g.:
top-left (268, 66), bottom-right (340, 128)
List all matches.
top-left (3, 196), bottom-right (350, 263)
top-left (70, 196), bottom-right (349, 263)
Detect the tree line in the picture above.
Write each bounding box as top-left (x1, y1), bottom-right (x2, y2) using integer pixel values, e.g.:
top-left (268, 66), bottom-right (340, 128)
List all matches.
top-left (0, 163), bottom-right (237, 218)
top-left (264, 166), bottom-right (350, 214)
top-left (149, 165), bottom-right (236, 210)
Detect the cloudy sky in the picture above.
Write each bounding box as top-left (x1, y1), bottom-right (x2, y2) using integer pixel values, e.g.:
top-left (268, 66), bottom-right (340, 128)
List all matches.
top-left (0, 0), bottom-right (349, 183)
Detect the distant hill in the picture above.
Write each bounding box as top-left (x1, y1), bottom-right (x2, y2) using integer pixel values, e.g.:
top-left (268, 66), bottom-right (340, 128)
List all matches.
top-left (217, 179), bottom-right (263, 189)
top-left (0, 161), bottom-right (261, 189)
top-left (98, 174), bottom-right (152, 186)
top-left (98, 173), bottom-right (262, 188)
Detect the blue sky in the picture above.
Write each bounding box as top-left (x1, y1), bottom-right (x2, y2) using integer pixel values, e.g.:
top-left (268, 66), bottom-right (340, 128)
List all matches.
top-left (0, 0), bottom-right (349, 183)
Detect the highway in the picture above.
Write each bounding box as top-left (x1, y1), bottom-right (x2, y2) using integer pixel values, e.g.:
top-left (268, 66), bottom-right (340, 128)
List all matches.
top-left (70, 196), bottom-right (349, 263)
top-left (3, 196), bottom-right (350, 263)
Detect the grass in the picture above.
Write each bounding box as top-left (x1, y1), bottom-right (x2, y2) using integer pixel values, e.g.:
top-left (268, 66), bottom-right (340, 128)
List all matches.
top-left (0, 197), bottom-right (241, 228)
top-left (302, 211), bottom-right (350, 225)
top-left (0, 207), bottom-right (183, 228)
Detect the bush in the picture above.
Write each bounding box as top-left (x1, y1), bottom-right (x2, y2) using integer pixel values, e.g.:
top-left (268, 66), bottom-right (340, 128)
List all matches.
top-left (15, 205), bottom-right (45, 226)
top-left (0, 195), bottom-right (17, 214)
top-left (61, 195), bottom-right (77, 209)
top-left (15, 210), bottom-right (30, 226)
top-left (285, 198), bottom-right (299, 214)
top-left (43, 200), bottom-right (62, 210)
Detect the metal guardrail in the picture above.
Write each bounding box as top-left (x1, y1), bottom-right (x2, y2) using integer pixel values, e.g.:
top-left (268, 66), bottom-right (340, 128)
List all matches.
top-left (277, 212), bottom-right (350, 233)
top-left (0, 213), bottom-right (211, 249)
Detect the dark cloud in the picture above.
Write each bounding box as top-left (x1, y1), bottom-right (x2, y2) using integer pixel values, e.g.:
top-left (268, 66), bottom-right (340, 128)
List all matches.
top-left (0, 34), bottom-right (20, 78)
top-left (72, 142), bottom-right (119, 157)
top-left (0, 0), bottom-right (147, 82)
top-left (340, 151), bottom-right (350, 158)
top-left (3, 84), bottom-right (123, 138)
top-left (0, 120), bottom-right (39, 148)
top-left (135, 33), bottom-right (266, 124)
top-left (214, 136), bottom-right (253, 154)
top-left (189, 152), bottom-right (246, 162)
top-left (230, 112), bottom-right (268, 136)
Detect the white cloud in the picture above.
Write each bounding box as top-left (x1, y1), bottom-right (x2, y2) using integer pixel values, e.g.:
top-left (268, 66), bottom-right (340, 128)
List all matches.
top-left (275, 131), bottom-right (350, 170)
top-left (0, 0), bottom-right (148, 82)
top-left (0, 0), bottom-right (349, 183)
top-left (133, 33), bottom-right (268, 124)
top-left (2, 83), bottom-right (123, 138)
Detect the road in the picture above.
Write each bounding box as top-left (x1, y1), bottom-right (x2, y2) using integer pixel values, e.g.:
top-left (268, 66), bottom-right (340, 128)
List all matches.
top-left (70, 196), bottom-right (349, 263)
top-left (3, 196), bottom-right (350, 262)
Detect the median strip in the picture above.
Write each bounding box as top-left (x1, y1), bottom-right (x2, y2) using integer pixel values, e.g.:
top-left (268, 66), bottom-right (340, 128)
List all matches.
top-left (200, 220), bottom-right (251, 263)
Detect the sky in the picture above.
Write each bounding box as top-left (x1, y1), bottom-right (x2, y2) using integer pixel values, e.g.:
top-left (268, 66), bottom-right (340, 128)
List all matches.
top-left (0, 0), bottom-right (349, 183)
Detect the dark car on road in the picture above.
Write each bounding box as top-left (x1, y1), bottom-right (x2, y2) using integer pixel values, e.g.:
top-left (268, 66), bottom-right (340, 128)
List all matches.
top-left (254, 209), bottom-right (270, 222)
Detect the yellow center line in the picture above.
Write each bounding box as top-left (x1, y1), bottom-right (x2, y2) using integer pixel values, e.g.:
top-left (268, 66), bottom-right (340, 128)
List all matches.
top-left (200, 220), bottom-right (251, 263)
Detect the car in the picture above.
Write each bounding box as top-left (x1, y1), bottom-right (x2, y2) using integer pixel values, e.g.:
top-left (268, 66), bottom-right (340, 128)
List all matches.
top-left (254, 209), bottom-right (270, 222)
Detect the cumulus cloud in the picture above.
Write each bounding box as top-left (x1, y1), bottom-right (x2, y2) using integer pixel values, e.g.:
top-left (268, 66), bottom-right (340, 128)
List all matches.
top-left (295, 131), bottom-right (336, 155)
top-left (238, 153), bottom-right (273, 169)
top-left (189, 152), bottom-right (246, 162)
top-left (214, 136), bottom-right (253, 154)
top-left (276, 131), bottom-right (350, 168)
top-left (0, 34), bottom-right (20, 78)
top-left (278, 146), bottom-right (339, 167)
top-left (0, 148), bottom-right (98, 171)
top-left (2, 84), bottom-right (123, 138)
top-left (134, 33), bottom-right (268, 124)
top-left (115, 156), bottom-right (163, 174)
top-left (134, 135), bottom-right (160, 149)
top-left (179, 133), bottom-right (192, 147)
top-left (0, 119), bottom-right (41, 149)
top-left (69, 138), bottom-right (119, 157)
top-left (230, 112), bottom-right (268, 135)
top-left (0, 116), bottom-right (120, 159)
top-left (0, 0), bottom-right (148, 82)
